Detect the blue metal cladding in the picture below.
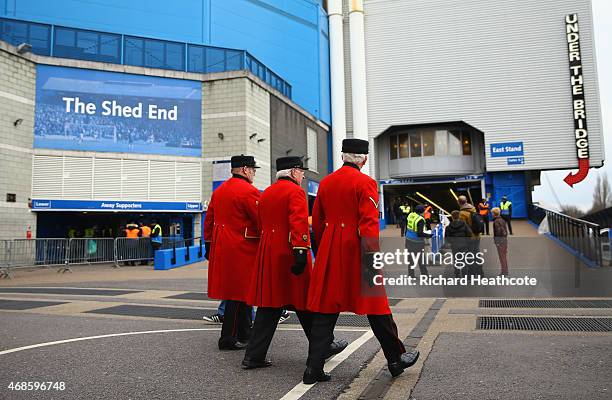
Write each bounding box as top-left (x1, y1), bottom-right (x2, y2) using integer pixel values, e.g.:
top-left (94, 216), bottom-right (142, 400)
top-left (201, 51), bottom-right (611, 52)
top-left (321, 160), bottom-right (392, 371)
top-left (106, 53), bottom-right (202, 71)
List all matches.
top-left (0, 0), bottom-right (330, 124)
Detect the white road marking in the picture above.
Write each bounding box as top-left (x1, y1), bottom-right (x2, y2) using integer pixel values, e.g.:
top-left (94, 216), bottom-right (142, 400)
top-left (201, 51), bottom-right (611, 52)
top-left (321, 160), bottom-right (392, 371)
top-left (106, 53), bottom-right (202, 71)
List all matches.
top-left (0, 327), bottom-right (368, 356)
top-left (0, 328), bottom-right (220, 356)
top-left (279, 330), bottom-right (375, 400)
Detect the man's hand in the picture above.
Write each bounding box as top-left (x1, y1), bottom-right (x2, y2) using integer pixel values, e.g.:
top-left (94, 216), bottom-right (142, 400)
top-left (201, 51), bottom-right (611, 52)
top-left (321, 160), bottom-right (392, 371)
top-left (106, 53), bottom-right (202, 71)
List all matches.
top-left (204, 242), bottom-right (211, 260)
top-left (291, 248), bottom-right (308, 275)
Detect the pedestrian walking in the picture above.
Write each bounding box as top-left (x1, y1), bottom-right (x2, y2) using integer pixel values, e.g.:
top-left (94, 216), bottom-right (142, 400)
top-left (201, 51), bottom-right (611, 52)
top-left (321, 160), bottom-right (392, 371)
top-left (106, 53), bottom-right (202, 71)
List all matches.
top-left (243, 156), bottom-right (347, 369)
top-left (405, 205), bottom-right (432, 277)
top-left (458, 195), bottom-right (484, 275)
top-left (203, 155), bottom-right (260, 350)
top-left (477, 197), bottom-right (491, 235)
top-left (445, 210), bottom-right (473, 278)
top-left (304, 139), bottom-right (419, 384)
top-left (492, 207), bottom-right (509, 276)
top-left (500, 195), bottom-right (513, 235)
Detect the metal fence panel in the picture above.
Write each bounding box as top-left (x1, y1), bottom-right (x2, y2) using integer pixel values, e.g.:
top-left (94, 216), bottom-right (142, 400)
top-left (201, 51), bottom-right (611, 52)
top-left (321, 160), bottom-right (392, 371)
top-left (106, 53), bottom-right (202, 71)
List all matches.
top-left (115, 238), bottom-right (153, 265)
top-left (66, 238), bottom-right (115, 265)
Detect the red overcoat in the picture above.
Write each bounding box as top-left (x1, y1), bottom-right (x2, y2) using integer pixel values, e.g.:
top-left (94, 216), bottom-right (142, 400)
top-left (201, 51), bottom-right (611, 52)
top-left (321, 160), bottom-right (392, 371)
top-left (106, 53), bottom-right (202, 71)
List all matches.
top-left (204, 176), bottom-right (260, 302)
top-left (247, 178), bottom-right (312, 310)
top-left (307, 164), bottom-right (391, 315)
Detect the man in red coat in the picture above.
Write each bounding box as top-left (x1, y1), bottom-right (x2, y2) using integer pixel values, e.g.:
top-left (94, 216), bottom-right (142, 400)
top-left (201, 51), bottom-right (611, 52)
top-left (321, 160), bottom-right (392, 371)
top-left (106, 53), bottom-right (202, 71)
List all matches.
top-left (303, 139), bottom-right (419, 384)
top-left (242, 156), bottom-right (347, 369)
top-left (204, 155), bottom-right (260, 350)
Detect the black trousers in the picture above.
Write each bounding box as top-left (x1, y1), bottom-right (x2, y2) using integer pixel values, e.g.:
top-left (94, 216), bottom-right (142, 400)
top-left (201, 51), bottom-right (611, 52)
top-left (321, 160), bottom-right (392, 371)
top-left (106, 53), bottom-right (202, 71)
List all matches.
top-left (245, 307), bottom-right (315, 361)
top-left (482, 214), bottom-right (490, 235)
top-left (219, 300), bottom-right (252, 348)
top-left (502, 215), bottom-right (513, 234)
top-left (406, 240), bottom-right (429, 277)
top-left (306, 313), bottom-right (406, 370)
top-left (399, 218), bottom-right (407, 237)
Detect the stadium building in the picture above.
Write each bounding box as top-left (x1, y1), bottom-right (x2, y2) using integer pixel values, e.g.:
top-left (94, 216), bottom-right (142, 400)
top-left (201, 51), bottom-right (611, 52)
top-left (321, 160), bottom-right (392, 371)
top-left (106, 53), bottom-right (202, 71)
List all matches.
top-left (0, 0), bottom-right (330, 239)
top-left (0, 0), bottom-right (605, 239)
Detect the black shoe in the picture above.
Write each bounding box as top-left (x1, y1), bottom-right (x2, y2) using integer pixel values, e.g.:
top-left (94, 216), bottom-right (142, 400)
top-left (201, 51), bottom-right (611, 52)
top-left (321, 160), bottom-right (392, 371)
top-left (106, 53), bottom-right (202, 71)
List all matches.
top-left (388, 350), bottom-right (420, 377)
top-left (303, 367), bottom-right (331, 385)
top-left (219, 341), bottom-right (248, 351)
top-left (325, 339), bottom-right (349, 359)
top-left (241, 357), bottom-right (272, 369)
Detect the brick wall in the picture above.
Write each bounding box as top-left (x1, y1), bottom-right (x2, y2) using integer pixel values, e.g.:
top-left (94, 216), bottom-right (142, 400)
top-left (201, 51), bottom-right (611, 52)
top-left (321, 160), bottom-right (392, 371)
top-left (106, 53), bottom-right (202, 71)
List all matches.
top-left (0, 47), bottom-right (36, 239)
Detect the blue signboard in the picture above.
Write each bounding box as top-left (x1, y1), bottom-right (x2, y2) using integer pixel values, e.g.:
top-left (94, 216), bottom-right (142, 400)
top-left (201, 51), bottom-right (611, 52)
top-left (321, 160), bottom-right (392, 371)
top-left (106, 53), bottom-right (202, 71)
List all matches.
top-left (490, 142), bottom-right (524, 158)
top-left (307, 180), bottom-right (319, 196)
top-left (32, 199), bottom-right (202, 212)
top-left (507, 157), bottom-right (525, 165)
top-left (34, 65), bottom-right (202, 157)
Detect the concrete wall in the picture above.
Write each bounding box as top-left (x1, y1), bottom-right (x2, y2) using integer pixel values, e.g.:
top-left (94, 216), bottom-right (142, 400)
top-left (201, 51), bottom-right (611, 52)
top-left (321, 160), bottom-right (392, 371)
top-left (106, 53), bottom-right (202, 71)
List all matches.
top-left (0, 45), bottom-right (36, 239)
top-left (270, 95), bottom-right (329, 188)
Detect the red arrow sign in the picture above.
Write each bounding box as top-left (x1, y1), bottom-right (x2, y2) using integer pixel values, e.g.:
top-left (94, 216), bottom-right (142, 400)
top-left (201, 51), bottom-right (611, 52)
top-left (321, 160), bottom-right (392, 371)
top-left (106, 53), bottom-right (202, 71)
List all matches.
top-left (563, 158), bottom-right (590, 187)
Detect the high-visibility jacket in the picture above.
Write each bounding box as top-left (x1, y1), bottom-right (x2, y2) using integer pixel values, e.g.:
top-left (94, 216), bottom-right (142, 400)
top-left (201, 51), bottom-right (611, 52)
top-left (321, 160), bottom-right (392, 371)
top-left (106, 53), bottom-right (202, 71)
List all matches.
top-left (478, 202), bottom-right (490, 216)
top-left (406, 212), bottom-right (425, 240)
top-left (140, 225), bottom-right (151, 237)
top-left (500, 201), bottom-right (512, 216)
top-left (399, 205), bottom-right (411, 214)
top-left (125, 226), bottom-right (139, 238)
top-left (423, 206), bottom-right (432, 220)
top-left (151, 224), bottom-right (162, 243)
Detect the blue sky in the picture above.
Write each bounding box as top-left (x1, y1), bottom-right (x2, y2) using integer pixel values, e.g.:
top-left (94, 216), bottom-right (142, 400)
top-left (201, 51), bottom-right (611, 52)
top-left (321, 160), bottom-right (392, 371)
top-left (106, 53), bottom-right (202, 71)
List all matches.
top-left (532, 0), bottom-right (611, 211)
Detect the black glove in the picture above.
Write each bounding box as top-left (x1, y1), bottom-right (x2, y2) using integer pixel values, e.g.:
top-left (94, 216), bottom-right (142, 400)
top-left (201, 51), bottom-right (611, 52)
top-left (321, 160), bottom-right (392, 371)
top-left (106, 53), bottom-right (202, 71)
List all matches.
top-left (291, 248), bottom-right (308, 275)
top-left (204, 242), bottom-right (211, 260)
top-left (362, 252), bottom-right (378, 288)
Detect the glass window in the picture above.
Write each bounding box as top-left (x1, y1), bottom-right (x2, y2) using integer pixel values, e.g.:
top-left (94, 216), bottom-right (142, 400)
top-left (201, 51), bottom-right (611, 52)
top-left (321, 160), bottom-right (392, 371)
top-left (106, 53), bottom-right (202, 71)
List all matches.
top-left (422, 129), bottom-right (435, 156)
top-left (306, 127), bottom-right (318, 172)
top-left (124, 37), bottom-right (144, 66)
top-left (165, 42), bottom-right (184, 70)
top-left (99, 34), bottom-right (120, 59)
top-left (398, 133), bottom-right (409, 158)
top-left (29, 24), bottom-right (51, 55)
top-left (76, 31), bottom-right (98, 55)
top-left (389, 135), bottom-right (398, 160)
top-left (462, 131), bottom-right (472, 155)
top-left (435, 130), bottom-right (448, 156)
top-left (1, 20), bottom-right (27, 45)
top-left (54, 27), bottom-right (75, 47)
top-left (226, 49), bottom-right (243, 70)
top-left (188, 45), bottom-right (205, 73)
top-left (449, 129), bottom-right (462, 156)
top-left (409, 132), bottom-right (421, 157)
top-left (206, 47), bottom-right (225, 73)
top-left (144, 39), bottom-right (164, 68)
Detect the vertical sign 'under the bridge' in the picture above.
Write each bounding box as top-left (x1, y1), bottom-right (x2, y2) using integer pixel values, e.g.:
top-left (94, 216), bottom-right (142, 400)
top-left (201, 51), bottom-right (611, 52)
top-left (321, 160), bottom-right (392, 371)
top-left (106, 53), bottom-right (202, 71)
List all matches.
top-left (563, 13), bottom-right (591, 187)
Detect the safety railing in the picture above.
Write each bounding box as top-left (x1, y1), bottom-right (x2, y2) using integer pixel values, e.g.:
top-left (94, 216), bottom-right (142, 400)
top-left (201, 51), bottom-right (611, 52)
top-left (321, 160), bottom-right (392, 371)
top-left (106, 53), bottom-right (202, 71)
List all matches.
top-left (168, 236), bottom-right (204, 265)
top-left (0, 17), bottom-right (292, 99)
top-left (530, 204), bottom-right (603, 267)
top-left (0, 236), bottom-right (197, 278)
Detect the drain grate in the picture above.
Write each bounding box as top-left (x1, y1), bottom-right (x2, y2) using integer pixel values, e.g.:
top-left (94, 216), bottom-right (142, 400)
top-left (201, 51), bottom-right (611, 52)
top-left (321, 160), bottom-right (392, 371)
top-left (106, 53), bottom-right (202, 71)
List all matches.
top-left (479, 299), bottom-right (612, 309)
top-left (477, 316), bottom-right (612, 332)
top-left (0, 299), bottom-right (66, 310)
top-left (0, 288), bottom-right (141, 296)
top-left (165, 292), bottom-right (212, 301)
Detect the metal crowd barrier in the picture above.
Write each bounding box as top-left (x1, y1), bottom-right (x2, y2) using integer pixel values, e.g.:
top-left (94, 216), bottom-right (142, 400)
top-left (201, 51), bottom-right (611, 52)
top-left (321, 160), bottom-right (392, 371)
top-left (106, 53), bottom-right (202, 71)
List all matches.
top-left (530, 204), bottom-right (603, 267)
top-left (0, 236), bottom-right (193, 278)
top-left (114, 237), bottom-right (154, 267)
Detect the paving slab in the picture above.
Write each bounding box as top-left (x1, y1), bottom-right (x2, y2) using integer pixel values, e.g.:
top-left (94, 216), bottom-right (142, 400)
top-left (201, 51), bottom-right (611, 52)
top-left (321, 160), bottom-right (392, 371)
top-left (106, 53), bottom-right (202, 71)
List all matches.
top-left (410, 332), bottom-right (612, 400)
